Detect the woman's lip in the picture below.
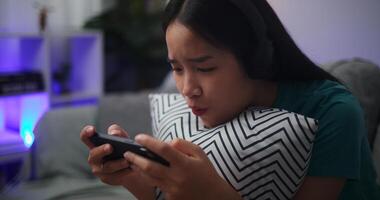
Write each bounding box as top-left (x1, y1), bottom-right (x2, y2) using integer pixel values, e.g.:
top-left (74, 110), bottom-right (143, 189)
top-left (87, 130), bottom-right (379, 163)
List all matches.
top-left (191, 108), bottom-right (208, 116)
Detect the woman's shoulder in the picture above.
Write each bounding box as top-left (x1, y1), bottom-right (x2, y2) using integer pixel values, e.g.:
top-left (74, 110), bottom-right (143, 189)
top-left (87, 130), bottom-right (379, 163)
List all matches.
top-left (275, 79), bottom-right (363, 119)
top-left (293, 79), bottom-right (351, 99)
top-left (287, 80), bottom-right (366, 149)
top-left (309, 80), bottom-right (351, 97)
top-left (307, 80), bottom-right (363, 116)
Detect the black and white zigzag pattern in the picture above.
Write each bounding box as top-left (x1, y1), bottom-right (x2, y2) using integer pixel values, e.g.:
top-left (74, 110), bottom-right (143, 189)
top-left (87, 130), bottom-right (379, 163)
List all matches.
top-left (149, 94), bottom-right (318, 200)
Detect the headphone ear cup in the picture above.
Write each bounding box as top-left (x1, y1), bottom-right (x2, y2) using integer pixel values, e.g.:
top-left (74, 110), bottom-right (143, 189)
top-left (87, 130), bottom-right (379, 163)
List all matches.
top-left (248, 39), bottom-right (274, 80)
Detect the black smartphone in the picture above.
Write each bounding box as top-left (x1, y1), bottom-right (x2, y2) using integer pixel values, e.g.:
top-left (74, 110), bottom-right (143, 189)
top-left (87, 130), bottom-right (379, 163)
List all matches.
top-left (89, 132), bottom-right (170, 167)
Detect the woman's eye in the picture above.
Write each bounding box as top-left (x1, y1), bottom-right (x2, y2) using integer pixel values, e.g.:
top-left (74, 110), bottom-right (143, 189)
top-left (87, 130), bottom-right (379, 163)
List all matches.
top-left (172, 67), bottom-right (183, 72)
top-left (197, 67), bottom-right (216, 73)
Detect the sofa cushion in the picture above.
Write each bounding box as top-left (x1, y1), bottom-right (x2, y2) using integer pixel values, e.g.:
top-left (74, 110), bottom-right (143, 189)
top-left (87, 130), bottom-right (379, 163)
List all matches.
top-left (322, 58), bottom-right (380, 148)
top-left (96, 91), bottom-right (153, 139)
top-left (149, 94), bottom-right (318, 199)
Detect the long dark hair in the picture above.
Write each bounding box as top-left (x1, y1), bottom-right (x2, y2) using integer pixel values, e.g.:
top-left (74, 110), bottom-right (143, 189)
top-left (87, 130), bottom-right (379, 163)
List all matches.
top-left (162, 0), bottom-right (337, 81)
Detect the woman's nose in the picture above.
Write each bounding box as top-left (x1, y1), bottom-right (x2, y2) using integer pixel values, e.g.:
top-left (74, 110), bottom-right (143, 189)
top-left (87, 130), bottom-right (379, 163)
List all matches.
top-left (182, 74), bottom-right (201, 98)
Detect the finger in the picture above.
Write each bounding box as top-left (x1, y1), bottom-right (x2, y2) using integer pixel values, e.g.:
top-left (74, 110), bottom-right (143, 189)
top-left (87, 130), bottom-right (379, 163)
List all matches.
top-left (101, 159), bottom-right (131, 174)
top-left (131, 164), bottom-right (176, 194)
top-left (170, 139), bottom-right (204, 158)
top-left (98, 168), bottom-right (134, 186)
top-left (88, 144), bottom-right (113, 165)
top-left (108, 124), bottom-right (129, 138)
top-left (135, 134), bottom-right (183, 164)
top-left (80, 125), bottom-right (96, 149)
top-left (124, 151), bottom-right (169, 180)
top-left (130, 164), bottom-right (165, 188)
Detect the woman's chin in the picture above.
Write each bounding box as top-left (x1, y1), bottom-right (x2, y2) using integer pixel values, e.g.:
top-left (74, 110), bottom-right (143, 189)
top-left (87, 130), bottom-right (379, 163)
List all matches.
top-left (200, 114), bottom-right (238, 128)
top-left (200, 117), bottom-right (212, 128)
top-left (200, 117), bottom-right (222, 129)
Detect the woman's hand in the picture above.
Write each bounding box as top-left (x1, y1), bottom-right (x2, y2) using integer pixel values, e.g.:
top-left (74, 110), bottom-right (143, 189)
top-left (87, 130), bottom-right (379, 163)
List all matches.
top-left (80, 124), bottom-right (155, 200)
top-left (125, 134), bottom-right (242, 200)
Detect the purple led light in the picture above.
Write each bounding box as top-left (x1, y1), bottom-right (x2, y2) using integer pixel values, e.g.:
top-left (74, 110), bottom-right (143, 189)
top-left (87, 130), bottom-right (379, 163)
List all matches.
top-left (0, 93), bottom-right (49, 148)
top-left (0, 38), bottom-right (21, 73)
top-left (2, 95), bottom-right (21, 131)
top-left (0, 35), bottom-right (44, 73)
top-left (20, 37), bottom-right (44, 72)
top-left (0, 100), bottom-right (4, 130)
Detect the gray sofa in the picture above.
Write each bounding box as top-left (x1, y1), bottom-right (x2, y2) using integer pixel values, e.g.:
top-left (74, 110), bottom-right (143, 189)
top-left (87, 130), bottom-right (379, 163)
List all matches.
top-left (1, 59), bottom-right (380, 200)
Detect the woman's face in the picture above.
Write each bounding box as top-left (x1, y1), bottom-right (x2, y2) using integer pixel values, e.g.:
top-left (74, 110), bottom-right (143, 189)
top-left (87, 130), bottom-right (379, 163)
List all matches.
top-left (166, 21), bottom-right (269, 127)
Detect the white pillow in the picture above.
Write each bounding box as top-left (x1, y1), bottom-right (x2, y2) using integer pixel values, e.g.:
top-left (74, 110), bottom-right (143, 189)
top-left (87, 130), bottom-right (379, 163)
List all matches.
top-left (149, 94), bottom-right (318, 200)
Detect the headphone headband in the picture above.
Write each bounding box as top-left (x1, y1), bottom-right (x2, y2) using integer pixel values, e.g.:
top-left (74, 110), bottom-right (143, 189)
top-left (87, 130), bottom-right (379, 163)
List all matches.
top-left (228, 0), bottom-right (268, 44)
top-left (228, 0), bottom-right (274, 79)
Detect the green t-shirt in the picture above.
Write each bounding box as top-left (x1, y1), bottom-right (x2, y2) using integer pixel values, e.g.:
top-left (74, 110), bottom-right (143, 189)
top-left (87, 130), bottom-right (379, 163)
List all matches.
top-left (273, 79), bottom-right (380, 199)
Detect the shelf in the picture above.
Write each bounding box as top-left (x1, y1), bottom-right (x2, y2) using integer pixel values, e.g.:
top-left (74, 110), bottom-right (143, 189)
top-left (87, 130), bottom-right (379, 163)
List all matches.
top-left (0, 33), bottom-right (43, 38)
top-left (0, 31), bottom-right (103, 162)
top-left (0, 33), bottom-right (50, 152)
top-left (49, 31), bottom-right (103, 106)
top-left (69, 32), bottom-right (103, 96)
top-left (0, 31), bottom-right (104, 106)
top-left (0, 31), bottom-right (103, 184)
top-left (0, 130), bottom-right (29, 163)
top-left (0, 34), bottom-right (48, 73)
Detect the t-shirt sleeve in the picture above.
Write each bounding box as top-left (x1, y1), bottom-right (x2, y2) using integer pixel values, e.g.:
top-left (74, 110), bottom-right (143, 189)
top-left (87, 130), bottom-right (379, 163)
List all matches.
top-left (307, 96), bottom-right (366, 179)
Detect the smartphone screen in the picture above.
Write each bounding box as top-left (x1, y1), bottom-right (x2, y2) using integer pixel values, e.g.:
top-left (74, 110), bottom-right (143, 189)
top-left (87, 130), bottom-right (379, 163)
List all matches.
top-left (89, 132), bottom-right (170, 167)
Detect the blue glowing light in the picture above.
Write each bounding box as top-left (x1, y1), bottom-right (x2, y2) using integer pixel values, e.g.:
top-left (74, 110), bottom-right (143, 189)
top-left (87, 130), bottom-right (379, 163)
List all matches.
top-left (19, 93), bottom-right (49, 148)
top-left (23, 130), bottom-right (35, 148)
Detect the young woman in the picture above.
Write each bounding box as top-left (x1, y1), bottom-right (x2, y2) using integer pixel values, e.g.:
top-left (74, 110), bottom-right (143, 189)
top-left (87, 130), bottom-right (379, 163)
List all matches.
top-left (80, 0), bottom-right (379, 199)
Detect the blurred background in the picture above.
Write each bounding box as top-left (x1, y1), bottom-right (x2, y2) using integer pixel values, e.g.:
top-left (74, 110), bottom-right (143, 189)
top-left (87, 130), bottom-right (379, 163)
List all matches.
top-left (0, 0), bottom-right (379, 194)
top-left (0, 0), bottom-right (170, 190)
top-left (1, 0), bottom-right (169, 94)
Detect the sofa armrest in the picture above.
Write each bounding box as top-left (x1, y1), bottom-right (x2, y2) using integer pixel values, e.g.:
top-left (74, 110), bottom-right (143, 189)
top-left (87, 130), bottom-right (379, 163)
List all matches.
top-left (373, 124), bottom-right (380, 184)
top-left (32, 105), bottom-right (97, 179)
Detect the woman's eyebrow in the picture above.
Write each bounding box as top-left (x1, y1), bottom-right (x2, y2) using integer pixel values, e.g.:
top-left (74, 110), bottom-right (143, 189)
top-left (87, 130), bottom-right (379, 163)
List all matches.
top-left (186, 55), bottom-right (213, 63)
top-left (167, 55), bottom-right (213, 64)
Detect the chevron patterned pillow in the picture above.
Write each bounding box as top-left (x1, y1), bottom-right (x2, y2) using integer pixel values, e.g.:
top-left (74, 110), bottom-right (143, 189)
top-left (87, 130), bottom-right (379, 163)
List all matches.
top-left (149, 93), bottom-right (318, 200)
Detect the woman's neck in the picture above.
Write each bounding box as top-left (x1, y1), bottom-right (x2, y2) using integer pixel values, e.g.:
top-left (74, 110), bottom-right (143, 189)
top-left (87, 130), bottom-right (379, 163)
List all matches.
top-left (250, 80), bottom-right (278, 108)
